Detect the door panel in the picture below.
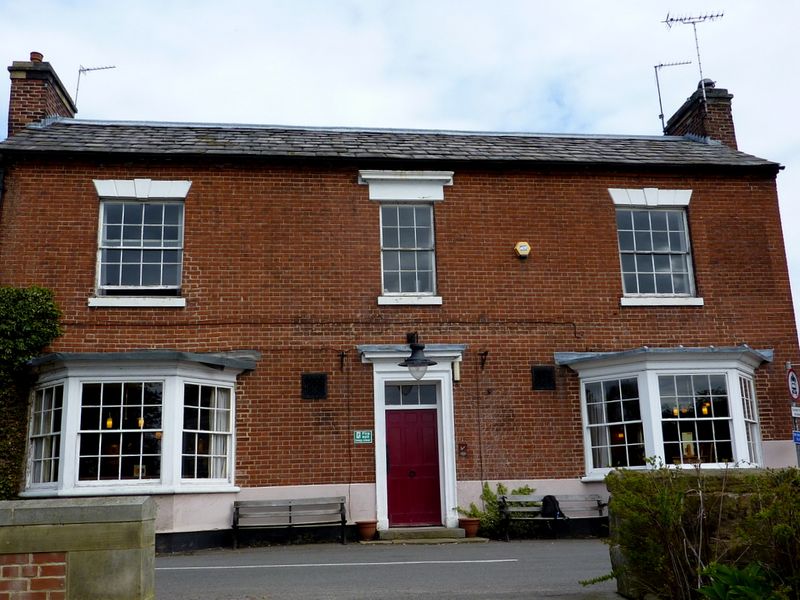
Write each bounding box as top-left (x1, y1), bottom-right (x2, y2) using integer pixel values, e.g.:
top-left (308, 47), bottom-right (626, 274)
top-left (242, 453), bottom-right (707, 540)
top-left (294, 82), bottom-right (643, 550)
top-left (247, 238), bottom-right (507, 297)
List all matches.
top-left (386, 409), bottom-right (441, 526)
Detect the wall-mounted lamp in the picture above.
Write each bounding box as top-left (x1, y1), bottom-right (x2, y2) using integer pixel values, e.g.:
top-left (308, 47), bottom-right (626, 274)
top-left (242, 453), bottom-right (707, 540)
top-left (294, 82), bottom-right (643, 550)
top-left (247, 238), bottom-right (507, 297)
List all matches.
top-left (138, 416), bottom-right (145, 429)
top-left (398, 332), bottom-right (437, 380)
top-left (479, 351), bottom-right (489, 370)
top-left (106, 414), bottom-right (113, 429)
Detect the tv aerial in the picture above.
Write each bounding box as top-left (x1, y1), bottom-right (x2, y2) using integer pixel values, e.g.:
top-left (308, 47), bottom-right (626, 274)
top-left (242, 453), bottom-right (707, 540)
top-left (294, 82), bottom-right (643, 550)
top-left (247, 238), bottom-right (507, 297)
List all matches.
top-left (654, 60), bottom-right (692, 132)
top-left (75, 64), bottom-right (117, 106)
top-left (663, 12), bottom-right (724, 105)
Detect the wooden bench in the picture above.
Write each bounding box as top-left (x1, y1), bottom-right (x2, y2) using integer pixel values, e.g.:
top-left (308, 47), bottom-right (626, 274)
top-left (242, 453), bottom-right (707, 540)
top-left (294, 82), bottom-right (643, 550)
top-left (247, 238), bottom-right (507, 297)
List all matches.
top-left (499, 494), bottom-right (608, 540)
top-left (233, 497), bottom-right (347, 548)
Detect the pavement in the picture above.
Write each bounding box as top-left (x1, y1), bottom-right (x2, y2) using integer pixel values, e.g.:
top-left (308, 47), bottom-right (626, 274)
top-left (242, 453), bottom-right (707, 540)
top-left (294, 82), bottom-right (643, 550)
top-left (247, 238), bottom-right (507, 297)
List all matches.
top-left (155, 538), bottom-right (621, 599)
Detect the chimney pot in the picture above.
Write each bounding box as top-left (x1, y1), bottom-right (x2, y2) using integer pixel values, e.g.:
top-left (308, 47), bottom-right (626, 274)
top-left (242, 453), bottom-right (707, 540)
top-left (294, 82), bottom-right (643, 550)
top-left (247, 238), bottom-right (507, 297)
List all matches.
top-left (698, 78), bottom-right (715, 90)
top-left (30, 51), bottom-right (44, 63)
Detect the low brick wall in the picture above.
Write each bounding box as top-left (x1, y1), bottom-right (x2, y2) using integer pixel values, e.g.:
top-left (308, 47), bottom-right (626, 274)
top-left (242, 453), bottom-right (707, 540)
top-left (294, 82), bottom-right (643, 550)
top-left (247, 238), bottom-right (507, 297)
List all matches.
top-left (0, 497), bottom-right (155, 600)
top-left (0, 552), bottom-right (66, 599)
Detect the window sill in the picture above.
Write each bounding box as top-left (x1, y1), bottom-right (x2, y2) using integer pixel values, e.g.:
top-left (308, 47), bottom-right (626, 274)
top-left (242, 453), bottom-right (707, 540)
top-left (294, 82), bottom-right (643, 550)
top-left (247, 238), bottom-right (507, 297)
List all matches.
top-left (378, 295), bottom-right (443, 306)
top-left (620, 296), bottom-right (704, 307)
top-left (21, 484), bottom-right (239, 497)
top-left (88, 296), bottom-right (187, 308)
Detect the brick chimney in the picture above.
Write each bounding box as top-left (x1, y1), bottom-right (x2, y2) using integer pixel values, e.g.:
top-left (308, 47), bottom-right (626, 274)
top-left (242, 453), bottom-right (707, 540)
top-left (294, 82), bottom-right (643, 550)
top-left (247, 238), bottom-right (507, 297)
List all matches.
top-left (665, 79), bottom-right (737, 150)
top-left (7, 51), bottom-right (77, 137)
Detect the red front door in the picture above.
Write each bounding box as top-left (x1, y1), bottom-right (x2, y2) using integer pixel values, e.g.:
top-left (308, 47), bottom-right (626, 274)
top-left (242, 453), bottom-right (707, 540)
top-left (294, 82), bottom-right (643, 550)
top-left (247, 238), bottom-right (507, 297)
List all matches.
top-left (386, 409), bottom-right (441, 526)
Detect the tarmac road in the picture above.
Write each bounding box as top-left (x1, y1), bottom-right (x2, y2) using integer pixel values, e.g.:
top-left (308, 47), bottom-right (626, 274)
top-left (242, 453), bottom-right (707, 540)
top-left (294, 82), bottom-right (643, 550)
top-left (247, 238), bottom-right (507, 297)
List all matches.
top-left (155, 539), bottom-right (620, 599)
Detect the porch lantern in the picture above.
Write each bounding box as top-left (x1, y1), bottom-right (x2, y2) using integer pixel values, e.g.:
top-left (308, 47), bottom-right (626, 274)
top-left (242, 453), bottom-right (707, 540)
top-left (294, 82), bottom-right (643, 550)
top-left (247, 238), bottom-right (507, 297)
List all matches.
top-left (398, 332), bottom-right (437, 380)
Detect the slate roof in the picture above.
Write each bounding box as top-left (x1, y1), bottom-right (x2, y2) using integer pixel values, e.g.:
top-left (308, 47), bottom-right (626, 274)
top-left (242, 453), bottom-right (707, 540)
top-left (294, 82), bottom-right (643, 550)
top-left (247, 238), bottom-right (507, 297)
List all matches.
top-left (0, 118), bottom-right (778, 168)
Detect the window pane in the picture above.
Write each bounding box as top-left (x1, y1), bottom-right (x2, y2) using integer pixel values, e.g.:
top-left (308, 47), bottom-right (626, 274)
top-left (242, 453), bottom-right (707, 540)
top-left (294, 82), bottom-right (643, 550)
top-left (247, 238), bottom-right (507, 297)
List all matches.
top-left (383, 272), bottom-right (400, 293)
top-left (385, 385), bottom-right (401, 406)
top-left (399, 252), bottom-right (416, 270)
top-left (399, 227), bottom-right (416, 248)
top-left (620, 254), bottom-right (636, 273)
top-left (623, 274), bottom-right (638, 294)
top-left (632, 211), bottom-right (650, 230)
top-left (637, 273), bottom-right (656, 293)
top-left (144, 204), bottom-right (163, 224)
top-left (417, 271), bottom-right (433, 293)
top-left (105, 204), bottom-right (123, 224)
top-left (650, 211), bottom-right (667, 230)
top-left (618, 231), bottom-right (634, 251)
top-left (400, 271), bottom-right (416, 292)
top-left (416, 227), bottom-right (432, 248)
top-left (398, 206), bottom-right (415, 226)
top-left (634, 231), bottom-right (652, 252)
top-left (415, 206), bottom-right (431, 226)
top-left (655, 274), bottom-right (673, 293)
top-left (616, 210), bottom-right (632, 230)
top-left (382, 228), bottom-right (399, 248)
top-left (123, 204), bottom-right (143, 224)
top-left (383, 251), bottom-right (399, 271)
top-left (635, 254), bottom-right (653, 273)
top-left (381, 206), bottom-right (398, 226)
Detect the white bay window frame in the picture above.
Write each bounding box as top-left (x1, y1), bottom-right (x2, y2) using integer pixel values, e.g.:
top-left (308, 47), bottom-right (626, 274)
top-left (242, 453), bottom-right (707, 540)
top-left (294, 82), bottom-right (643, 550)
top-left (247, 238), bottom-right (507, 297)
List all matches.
top-left (555, 346), bottom-right (768, 481)
top-left (23, 351), bottom-right (255, 497)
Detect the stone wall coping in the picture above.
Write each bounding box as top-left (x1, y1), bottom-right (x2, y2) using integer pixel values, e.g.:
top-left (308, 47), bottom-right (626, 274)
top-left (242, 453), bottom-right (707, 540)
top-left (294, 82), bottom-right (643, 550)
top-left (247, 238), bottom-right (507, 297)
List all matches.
top-left (0, 496), bottom-right (155, 526)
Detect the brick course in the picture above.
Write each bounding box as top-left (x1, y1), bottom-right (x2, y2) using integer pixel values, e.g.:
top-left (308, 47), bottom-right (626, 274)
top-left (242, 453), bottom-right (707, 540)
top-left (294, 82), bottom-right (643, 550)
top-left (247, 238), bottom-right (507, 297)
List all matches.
top-left (0, 553), bottom-right (66, 600)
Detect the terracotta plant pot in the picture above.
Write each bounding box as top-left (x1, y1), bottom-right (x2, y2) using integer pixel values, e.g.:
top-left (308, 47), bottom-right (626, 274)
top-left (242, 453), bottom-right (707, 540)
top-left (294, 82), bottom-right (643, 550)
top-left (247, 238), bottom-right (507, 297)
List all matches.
top-left (356, 519), bottom-right (378, 542)
top-left (458, 517), bottom-right (480, 538)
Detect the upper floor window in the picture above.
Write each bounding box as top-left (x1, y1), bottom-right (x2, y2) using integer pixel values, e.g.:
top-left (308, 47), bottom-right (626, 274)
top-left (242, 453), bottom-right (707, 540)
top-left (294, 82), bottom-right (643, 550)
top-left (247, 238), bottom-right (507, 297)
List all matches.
top-left (90, 179), bottom-right (191, 308)
top-left (99, 201), bottom-right (183, 294)
top-left (609, 188), bottom-right (703, 307)
top-left (359, 170), bottom-right (452, 306)
top-left (380, 204), bottom-right (435, 295)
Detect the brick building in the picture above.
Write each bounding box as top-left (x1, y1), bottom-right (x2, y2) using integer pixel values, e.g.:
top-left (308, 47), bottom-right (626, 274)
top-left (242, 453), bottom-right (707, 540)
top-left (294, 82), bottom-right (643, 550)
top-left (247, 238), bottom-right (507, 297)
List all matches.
top-left (2, 52), bottom-right (798, 545)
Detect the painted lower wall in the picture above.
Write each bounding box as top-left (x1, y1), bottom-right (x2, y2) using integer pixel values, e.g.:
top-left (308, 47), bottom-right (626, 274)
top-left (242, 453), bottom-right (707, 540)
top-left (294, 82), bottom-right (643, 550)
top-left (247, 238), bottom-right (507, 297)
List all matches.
top-left (151, 436), bottom-right (799, 535)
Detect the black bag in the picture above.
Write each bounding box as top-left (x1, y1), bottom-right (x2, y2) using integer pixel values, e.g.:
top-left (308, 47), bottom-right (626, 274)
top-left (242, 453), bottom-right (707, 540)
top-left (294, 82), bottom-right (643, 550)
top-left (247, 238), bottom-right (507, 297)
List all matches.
top-left (540, 495), bottom-right (564, 518)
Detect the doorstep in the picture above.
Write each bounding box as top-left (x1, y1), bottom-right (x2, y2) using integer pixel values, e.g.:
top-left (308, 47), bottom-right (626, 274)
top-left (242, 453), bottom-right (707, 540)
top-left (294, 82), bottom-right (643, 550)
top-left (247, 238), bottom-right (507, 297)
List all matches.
top-left (363, 526), bottom-right (489, 544)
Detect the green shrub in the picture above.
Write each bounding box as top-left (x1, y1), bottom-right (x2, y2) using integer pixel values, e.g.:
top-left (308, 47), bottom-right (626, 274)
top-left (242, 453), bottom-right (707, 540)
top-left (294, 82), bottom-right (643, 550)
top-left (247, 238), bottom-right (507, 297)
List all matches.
top-left (0, 286), bottom-right (62, 499)
top-left (605, 466), bottom-right (800, 600)
top-left (459, 482), bottom-right (534, 538)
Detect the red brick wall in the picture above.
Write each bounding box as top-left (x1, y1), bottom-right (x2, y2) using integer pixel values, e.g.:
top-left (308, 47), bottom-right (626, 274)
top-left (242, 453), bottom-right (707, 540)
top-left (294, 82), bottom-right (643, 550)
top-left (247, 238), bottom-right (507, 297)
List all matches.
top-left (0, 552), bottom-right (66, 600)
top-left (665, 88), bottom-right (738, 149)
top-left (7, 61), bottom-right (75, 137)
top-left (0, 155), bottom-right (796, 484)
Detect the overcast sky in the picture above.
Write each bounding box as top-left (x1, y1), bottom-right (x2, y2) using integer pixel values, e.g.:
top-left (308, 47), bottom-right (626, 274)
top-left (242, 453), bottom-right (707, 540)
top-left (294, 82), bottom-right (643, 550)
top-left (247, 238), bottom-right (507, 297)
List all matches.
top-left (2, 0), bottom-right (799, 343)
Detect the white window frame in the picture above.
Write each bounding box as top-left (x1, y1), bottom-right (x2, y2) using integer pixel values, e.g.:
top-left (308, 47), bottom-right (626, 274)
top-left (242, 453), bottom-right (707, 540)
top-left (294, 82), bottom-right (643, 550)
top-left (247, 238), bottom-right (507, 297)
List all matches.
top-left (557, 347), bottom-right (766, 481)
top-left (359, 170), bottom-right (452, 306)
top-left (27, 383), bottom-right (64, 488)
top-left (89, 179), bottom-right (191, 308)
top-left (23, 354), bottom-right (249, 497)
top-left (609, 187), bottom-right (704, 307)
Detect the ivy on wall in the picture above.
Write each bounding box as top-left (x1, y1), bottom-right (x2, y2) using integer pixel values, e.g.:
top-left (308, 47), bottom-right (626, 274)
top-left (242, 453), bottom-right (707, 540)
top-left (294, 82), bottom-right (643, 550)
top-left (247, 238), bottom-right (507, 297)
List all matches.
top-left (0, 286), bottom-right (62, 499)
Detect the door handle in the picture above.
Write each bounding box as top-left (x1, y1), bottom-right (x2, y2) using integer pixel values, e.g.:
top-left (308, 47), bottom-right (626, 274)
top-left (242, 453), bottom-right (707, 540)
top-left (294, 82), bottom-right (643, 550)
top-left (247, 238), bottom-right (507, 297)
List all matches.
top-left (408, 469), bottom-right (416, 478)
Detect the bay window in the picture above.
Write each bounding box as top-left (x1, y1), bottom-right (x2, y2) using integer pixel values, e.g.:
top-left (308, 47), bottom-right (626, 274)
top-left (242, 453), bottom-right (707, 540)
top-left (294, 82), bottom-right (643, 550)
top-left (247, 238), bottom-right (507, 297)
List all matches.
top-left (555, 346), bottom-right (768, 478)
top-left (24, 350), bottom-right (256, 496)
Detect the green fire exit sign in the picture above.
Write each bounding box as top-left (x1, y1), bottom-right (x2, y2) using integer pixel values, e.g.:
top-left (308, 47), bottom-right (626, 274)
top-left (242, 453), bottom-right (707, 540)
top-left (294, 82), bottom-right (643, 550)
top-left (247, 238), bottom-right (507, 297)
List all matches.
top-left (353, 430), bottom-right (373, 444)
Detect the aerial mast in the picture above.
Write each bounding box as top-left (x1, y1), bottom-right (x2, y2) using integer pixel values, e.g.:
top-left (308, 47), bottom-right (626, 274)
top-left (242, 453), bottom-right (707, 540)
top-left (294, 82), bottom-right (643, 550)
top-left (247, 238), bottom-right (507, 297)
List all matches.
top-left (654, 60), bottom-right (692, 132)
top-left (663, 12), bottom-right (724, 106)
top-left (74, 64), bottom-right (117, 107)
